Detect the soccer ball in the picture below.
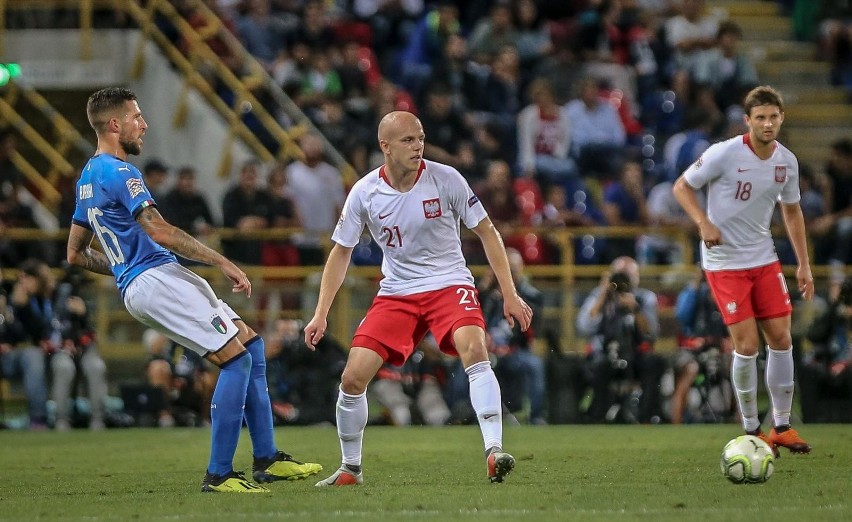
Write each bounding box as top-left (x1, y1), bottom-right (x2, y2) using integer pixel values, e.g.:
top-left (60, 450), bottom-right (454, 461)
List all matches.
top-left (720, 435), bottom-right (775, 484)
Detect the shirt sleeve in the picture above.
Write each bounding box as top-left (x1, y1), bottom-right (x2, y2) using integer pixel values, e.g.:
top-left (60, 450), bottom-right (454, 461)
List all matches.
top-left (107, 164), bottom-right (156, 218)
top-left (331, 184), bottom-right (365, 247)
top-left (779, 154), bottom-right (801, 204)
top-left (682, 141), bottom-right (724, 189)
top-left (71, 183), bottom-right (90, 229)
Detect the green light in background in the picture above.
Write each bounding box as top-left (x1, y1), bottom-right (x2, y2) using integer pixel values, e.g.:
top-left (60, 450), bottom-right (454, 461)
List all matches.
top-left (0, 63), bottom-right (21, 87)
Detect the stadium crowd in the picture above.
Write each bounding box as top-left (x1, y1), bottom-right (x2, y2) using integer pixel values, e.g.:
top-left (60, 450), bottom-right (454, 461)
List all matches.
top-left (1, 0), bottom-right (851, 429)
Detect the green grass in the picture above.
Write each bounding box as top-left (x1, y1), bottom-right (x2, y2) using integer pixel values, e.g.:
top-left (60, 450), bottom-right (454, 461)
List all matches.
top-left (0, 424), bottom-right (849, 521)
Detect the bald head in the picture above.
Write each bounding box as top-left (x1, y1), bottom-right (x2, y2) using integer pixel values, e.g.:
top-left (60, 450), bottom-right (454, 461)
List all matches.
top-left (378, 111), bottom-right (421, 143)
top-left (610, 256), bottom-right (640, 288)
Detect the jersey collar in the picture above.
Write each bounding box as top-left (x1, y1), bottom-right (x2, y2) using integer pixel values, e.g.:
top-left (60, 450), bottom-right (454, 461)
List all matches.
top-left (742, 133), bottom-right (777, 157)
top-left (379, 160), bottom-right (426, 190)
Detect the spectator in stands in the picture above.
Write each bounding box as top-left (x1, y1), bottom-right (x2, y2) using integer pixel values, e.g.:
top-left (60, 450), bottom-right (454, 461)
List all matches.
top-left (662, 106), bottom-right (713, 182)
top-left (468, 1), bottom-right (519, 65)
top-left (350, 0), bottom-right (424, 60)
top-left (142, 158), bottom-right (170, 201)
top-left (49, 264), bottom-right (108, 431)
top-left (692, 21), bottom-right (758, 111)
top-left (285, 133), bottom-right (346, 265)
top-left (532, 184), bottom-right (598, 228)
top-left (290, 0), bottom-right (336, 52)
top-left (637, 174), bottom-right (704, 266)
top-left (370, 335), bottom-right (452, 427)
top-left (313, 98), bottom-right (372, 175)
top-left (818, 2), bottom-right (852, 96)
top-left (3, 260), bottom-right (52, 429)
top-left (480, 247), bottom-right (546, 424)
top-left (0, 267), bottom-right (27, 426)
top-left (221, 159), bottom-right (275, 265)
top-left (295, 47), bottom-right (344, 113)
top-left (565, 77), bottom-right (627, 180)
top-left (476, 45), bottom-right (524, 125)
top-left (236, 0), bottom-right (287, 73)
top-left (663, 0), bottom-right (719, 77)
top-left (261, 162), bottom-right (301, 269)
top-left (601, 161), bottom-right (650, 261)
top-left (512, 0), bottom-right (553, 70)
top-left (533, 39), bottom-right (583, 106)
top-left (576, 256), bottom-right (664, 423)
top-left (264, 318), bottom-right (347, 426)
top-left (516, 78), bottom-right (577, 191)
top-left (427, 33), bottom-right (481, 113)
top-left (471, 120), bottom-right (515, 184)
top-left (395, 1), bottom-right (461, 97)
top-left (143, 328), bottom-right (216, 428)
top-left (334, 40), bottom-right (371, 107)
top-left (673, 270), bottom-right (734, 424)
top-left (474, 160), bottom-right (521, 227)
top-left (811, 138), bottom-right (852, 279)
top-left (158, 166), bottom-right (215, 239)
top-left (418, 82), bottom-right (476, 175)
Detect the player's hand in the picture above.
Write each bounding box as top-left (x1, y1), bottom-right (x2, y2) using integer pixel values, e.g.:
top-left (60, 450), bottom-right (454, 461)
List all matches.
top-left (220, 261), bottom-right (251, 297)
top-left (503, 293), bottom-right (533, 332)
top-left (303, 316), bottom-right (326, 350)
top-left (698, 221), bottom-right (722, 249)
top-left (796, 264), bottom-right (814, 301)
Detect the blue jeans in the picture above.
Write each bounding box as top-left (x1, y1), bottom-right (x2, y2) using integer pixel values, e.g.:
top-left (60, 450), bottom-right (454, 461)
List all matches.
top-left (1, 346), bottom-right (48, 423)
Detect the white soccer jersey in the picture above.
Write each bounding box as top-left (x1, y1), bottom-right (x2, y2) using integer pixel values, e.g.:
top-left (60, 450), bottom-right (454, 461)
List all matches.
top-left (683, 134), bottom-right (800, 271)
top-left (333, 160), bottom-right (488, 296)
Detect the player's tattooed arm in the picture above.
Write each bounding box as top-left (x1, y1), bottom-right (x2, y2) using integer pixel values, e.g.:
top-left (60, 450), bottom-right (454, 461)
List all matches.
top-left (136, 206), bottom-right (227, 267)
top-left (67, 224), bottom-right (113, 275)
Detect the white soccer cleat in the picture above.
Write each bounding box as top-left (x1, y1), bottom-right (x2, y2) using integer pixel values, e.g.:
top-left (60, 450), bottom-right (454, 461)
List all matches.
top-left (315, 465), bottom-right (363, 487)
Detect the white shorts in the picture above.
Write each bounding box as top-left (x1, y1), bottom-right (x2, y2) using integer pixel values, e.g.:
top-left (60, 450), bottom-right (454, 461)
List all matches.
top-left (123, 262), bottom-right (241, 356)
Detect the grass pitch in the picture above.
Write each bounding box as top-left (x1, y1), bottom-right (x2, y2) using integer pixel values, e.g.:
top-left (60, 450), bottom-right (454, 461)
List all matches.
top-left (0, 424), bottom-right (849, 521)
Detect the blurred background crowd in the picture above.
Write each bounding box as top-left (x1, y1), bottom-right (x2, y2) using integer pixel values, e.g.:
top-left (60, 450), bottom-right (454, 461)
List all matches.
top-left (0, 0), bottom-right (850, 431)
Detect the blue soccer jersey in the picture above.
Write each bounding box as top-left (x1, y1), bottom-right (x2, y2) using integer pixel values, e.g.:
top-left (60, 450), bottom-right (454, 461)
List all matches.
top-left (72, 154), bottom-right (176, 295)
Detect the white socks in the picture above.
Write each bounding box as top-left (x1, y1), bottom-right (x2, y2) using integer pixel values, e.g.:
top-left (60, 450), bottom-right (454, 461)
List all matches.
top-left (731, 352), bottom-right (759, 432)
top-left (766, 346), bottom-right (795, 427)
top-left (336, 387), bottom-right (368, 467)
top-left (466, 361), bottom-right (502, 452)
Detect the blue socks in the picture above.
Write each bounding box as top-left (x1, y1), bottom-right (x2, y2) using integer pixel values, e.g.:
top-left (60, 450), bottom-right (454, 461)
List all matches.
top-left (207, 351), bottom-right (251, 476)
top-left (244, 336), bottom-right (277, 460)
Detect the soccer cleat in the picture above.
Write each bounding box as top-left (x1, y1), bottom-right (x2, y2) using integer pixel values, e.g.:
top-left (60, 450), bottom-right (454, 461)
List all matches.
top-left (769, 426), bottom-right (812, 454)
top-left (747, 429), bottom-right (779, 458)
top-left (252, 451), bottom-right (323, 483)
top-left (201, 470), bottom-right (269, 493)
top-left (487, 450), bottom-right (515, 483)
top-left (314, 465), bottom-right (363, 487)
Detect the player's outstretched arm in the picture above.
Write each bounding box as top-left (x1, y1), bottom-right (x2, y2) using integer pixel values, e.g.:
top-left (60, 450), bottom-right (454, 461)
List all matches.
top-left (471, 217), bottom-right (532, 331)
top-left (304, 243), bottom-right (353, 349)
top-left (67, 224), bottom-right (113, 275)
top-left (136, 206), bottom-right (251, 296)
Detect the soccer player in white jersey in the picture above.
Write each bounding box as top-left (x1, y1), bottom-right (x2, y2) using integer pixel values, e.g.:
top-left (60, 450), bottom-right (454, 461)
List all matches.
top-left (66, 88), bottom-right (321, 492)
top-left (672, 86), bottom-right (813, 455)
top-left (305, 111), bottom-right (533, 486)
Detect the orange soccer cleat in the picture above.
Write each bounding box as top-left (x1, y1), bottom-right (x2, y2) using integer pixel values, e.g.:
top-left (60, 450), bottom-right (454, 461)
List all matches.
top-left (769, 426), bottom-right (812, 454)
top-left (487, 450), bottom-right (516, 483)
top-left (747, 429), bottom-right (779, 458)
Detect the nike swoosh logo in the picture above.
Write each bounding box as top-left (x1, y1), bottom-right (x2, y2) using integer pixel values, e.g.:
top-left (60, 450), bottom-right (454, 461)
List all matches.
top-left (737, 168), bottom-right (750, 172)
top-left (464, 306), bottom-right (478, 311)
top-left (378, 212), bottom-right (393, 219)
top-left (483, 413), bottom-right (498, 420)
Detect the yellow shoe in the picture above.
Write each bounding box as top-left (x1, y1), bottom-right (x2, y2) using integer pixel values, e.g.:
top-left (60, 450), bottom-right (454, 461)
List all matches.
top-left (201, 471), bottom-right (269, 493)
top-left (253, 451), bottom-right (323, 482)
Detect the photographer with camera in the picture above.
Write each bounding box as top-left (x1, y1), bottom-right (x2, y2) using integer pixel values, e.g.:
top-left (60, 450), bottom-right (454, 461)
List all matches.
top-left (800, 277), bottom-right (852, 422)
top-left (673, 271), bottom-right (734, 424)
top-left (577, 256), bottom-right (665, 423)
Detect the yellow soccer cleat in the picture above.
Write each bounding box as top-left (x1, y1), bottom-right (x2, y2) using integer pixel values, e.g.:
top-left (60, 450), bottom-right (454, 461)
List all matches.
top-left (252, 451), bottom-right (323, 482)
top-left (201, 470), bottom-right (269, 493)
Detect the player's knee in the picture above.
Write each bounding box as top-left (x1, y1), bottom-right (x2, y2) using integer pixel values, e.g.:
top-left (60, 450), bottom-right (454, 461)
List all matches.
top-left (340, 370), bottom-right (369, 395)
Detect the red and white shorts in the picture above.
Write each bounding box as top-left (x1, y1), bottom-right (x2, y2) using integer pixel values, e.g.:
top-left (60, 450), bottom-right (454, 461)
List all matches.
top-left (352, 285), bottom-right (485, 366)
top-left (705, 261), bottom-right (792, 325)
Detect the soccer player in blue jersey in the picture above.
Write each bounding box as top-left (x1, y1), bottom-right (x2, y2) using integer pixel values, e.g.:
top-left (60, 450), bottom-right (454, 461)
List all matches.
top-left (66, 87), bottom-right (322, 493)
